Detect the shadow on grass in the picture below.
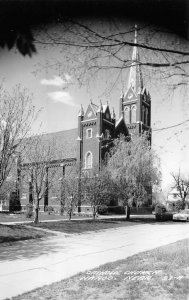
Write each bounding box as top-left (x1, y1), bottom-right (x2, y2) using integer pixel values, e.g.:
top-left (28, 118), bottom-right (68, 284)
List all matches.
top-left (0, 218), bottom-right (186, 263)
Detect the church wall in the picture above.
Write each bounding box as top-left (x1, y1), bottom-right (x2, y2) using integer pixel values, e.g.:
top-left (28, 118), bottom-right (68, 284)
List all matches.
top-left (82, 120), bottom-right (100, 171)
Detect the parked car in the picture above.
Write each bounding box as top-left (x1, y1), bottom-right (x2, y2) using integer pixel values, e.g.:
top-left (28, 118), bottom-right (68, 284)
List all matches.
top-left (173, 209), bottom-right (189, 222)
top-left (154, 204), bottom-right (175, 221)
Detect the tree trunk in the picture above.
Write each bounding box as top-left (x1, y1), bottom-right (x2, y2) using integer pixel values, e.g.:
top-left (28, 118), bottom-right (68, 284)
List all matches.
top-left (60, 179), bottom-right (65, 215)
top-left (60, 199), bottom-right (65, 216)
top-left (125, 205), bottom-right (130, 220)
top-left (69, 211), bottom-right (72, 220)
top-left (182, 197), bottom-right (185, 210)
top-left (92, 206), bottom-right (96, 219)
top-left (34, 199), bottom-right (39, 224)
top-left (60, 205), bottom-right (64, 216)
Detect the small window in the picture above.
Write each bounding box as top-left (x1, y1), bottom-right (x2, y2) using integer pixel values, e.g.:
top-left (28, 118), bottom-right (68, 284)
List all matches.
top-left (86, 128), bottom-right (92, 139)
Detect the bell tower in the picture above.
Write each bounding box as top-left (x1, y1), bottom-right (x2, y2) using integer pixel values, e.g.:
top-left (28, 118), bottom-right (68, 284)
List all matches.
top-left (119, 25), bottom-right (151, 138)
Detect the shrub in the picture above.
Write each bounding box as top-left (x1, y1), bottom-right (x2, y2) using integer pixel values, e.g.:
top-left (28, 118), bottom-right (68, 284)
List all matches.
top-left (97, 205), bottom-right (108, 215)
top-left (108, 206), bottom-right (125, 214)
top-left (25, 203), bottom-right (33, 218)
top-left (48, 206), bottom-right (54, 215)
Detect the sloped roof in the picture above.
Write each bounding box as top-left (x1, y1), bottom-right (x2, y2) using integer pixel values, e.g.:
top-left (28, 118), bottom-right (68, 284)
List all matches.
top-left (22, 128), bottom-right (78, 163)
top-left (102, 104), bottom-right (107, 113)
top-left (115, 116), bottom-right (129, 136)
top-left (41, 128), bottom-right (78, 160)
top-left (115, 116), bottom-right (124, 127)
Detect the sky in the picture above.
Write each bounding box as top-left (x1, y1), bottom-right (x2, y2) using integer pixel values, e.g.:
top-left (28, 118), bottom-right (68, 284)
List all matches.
top-left (0, 20), bottom-right (188, 192)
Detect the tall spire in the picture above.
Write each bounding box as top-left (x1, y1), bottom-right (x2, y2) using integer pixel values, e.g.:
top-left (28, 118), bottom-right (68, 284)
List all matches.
top-left (127, 25), bottom-right (143, 94)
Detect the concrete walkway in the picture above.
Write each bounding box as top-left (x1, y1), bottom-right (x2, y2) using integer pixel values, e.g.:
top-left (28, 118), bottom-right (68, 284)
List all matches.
top-left (0, 222), bottom-right (189, 299)
top-left (0, 214), bottom-right (154, 225)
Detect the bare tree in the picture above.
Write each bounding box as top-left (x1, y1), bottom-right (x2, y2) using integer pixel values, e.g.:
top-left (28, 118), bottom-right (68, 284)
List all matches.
top-left (171, 171), bottom-right (189, 209)
top-left (63, 165), bottom-right (81, 220)
top-left (0, 85), bottom-right (36, 192)
top-left (82, 166), bottom-right (112, 219)
top-left (23, 134), bottom-right (58, 224)
top-left (34, 21), bottom-right (189, 92)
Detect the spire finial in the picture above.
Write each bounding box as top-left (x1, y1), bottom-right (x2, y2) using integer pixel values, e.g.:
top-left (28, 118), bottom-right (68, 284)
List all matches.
top-left (134, 24), bottom-right (137, 44)
top-left (120, 90), bottom-right (124, 99)
top-left (78, 104), bottom-right (84, 117)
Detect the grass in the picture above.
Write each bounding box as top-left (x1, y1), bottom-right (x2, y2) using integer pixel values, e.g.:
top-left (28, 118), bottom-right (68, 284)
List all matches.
top-left (29, 218), bottom-right (155, 234)
top-left (0, 224), bottom-right (50, 244)
top-left (12, 238), bottom-right (189, 300)
top-left (29, 216), bottom-right (179, 235)
top-left (0, 212), bottom-right (84, 223)
top-left (0, 211), bottom-right (155, 224)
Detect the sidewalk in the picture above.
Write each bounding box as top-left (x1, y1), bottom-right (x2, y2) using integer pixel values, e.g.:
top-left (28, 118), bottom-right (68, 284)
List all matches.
top-left (0, 222), bottom-right (189, 299)
top-left (0, 214), bottom-right (155, 225)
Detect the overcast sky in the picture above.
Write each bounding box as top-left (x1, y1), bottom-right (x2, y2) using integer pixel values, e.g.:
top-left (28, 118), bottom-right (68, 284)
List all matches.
top-left (0, 19), bottom-right (188, 191)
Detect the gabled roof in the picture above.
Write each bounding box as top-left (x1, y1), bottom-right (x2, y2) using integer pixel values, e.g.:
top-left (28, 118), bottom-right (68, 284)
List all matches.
top-left (115, 116), bottom-right (129, 136)
top-left (102, 104), bottom-right (107, 113)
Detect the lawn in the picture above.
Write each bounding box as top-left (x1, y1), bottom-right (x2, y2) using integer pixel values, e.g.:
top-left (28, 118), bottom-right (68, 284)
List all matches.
top-left (12, 238), bottom-right (189, 300)
top-left (0, 212), bottom-right (81, 223)
top-left (0, 212), bottom-right (128, 223)
top-left (30, 218), bottom-right (157, 234)
top-left (0, 224), bottom-right (50, 244)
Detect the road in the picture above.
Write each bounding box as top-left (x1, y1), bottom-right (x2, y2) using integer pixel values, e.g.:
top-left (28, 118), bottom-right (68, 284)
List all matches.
top-left (0, 222), bottom-right (189, 299)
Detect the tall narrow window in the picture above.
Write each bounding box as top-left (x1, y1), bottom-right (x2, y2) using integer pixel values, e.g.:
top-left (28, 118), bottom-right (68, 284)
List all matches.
top-left (145, 108), bottom-right (148, 126)
top-left (104, 152), bottom-right (109, 164)
top-left (85, 151), bottom-right (92, 169)
top-left (131, 105), bottom-right (136, 123)
top-left (124, 106), bottom-right (130, 124)
top-left (142, 106), bottom-right (145, 124)
top-left (105, 129), bottom-right (110, 139)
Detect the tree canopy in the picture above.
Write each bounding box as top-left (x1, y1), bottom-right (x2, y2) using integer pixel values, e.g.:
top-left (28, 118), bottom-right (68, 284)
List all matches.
top-left (106, 133), bottom-right (161, 211)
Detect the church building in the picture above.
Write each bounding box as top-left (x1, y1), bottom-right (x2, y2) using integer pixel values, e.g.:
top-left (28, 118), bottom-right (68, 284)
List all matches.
top-left (18, 26), bottom-right (152, 209)
top-left (77, 26), bottom-right (151, 176)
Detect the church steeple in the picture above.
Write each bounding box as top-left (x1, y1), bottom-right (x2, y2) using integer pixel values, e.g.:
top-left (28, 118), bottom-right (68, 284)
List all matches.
top-left (127, 25), bottom-right (143, 94)
top-left (119, 24), bottom-right (151, 139)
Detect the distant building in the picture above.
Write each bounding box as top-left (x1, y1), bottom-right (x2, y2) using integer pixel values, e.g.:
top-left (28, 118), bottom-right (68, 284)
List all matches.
top-left (167, 187), bottom-right (189, 211)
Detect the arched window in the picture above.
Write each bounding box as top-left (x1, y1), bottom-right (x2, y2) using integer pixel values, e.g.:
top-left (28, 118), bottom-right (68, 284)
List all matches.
top-left (85, 151), bottom-right (92, 169)
top-left (104, 129), bottom-right (110, 139)
top-left (104, 152), bottom-right (109, 164)
top-left (142, 106), bottom-right (145, 124)
top-left (145, 108), bottom-right (148, 125)
top-left (84, 170), bottom-right (89, 178)
top-left (124, 106), bottom-right (130, 124)
top-left (131, 105), bottom-right (136, 123)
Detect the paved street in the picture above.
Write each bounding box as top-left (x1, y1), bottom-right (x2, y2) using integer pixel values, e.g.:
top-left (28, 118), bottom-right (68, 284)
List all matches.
top-left (1, 222), bottom-right (189, 299)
